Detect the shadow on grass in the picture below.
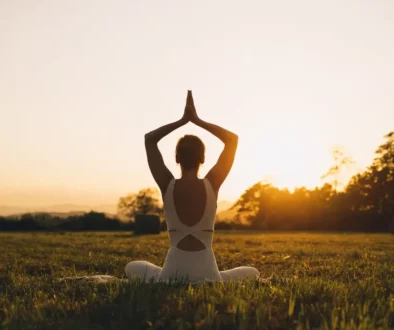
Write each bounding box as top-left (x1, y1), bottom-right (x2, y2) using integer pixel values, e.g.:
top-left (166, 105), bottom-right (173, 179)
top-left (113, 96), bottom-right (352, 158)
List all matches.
top-left (6, 278), bottom-right (274, 330)
top-left (41, 280), bottom-right (227, 330)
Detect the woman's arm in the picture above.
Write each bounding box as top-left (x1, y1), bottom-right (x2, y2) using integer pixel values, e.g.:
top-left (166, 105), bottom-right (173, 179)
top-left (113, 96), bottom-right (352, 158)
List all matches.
top-left (197, 118), bottom-right (238, 194)
top-left (189, 92), bottom-right (238, 194)
top-left (145, 119), bottom-right (187, 145)
top-left (193, 118), bottom-right (238, 145)
top-left (144, 91), bottom-right (193, 195)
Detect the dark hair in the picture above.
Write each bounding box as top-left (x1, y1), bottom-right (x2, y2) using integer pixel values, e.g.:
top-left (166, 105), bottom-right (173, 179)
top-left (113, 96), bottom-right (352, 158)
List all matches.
top-left (175, 135), bottom-right (205, 170)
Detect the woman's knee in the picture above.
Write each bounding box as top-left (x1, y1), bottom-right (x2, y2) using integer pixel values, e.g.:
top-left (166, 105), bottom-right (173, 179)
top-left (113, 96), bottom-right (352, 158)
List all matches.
top-left (125, 261), bottom-right (149, 278)
top-left (125, 261), bottom-right (161, 280)
top-left (247, 267), bottom-right (260, 278)
top-left (220, 266), bottom-right (260, 280)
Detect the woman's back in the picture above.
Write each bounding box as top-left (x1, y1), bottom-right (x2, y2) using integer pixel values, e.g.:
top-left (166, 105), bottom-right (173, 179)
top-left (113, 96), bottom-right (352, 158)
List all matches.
top-left (158, 177), bottom-right (223, 282)
top-left (164, 178), bottom-right (217, 252)
top-left (172, 178), bottom-right (209, 227)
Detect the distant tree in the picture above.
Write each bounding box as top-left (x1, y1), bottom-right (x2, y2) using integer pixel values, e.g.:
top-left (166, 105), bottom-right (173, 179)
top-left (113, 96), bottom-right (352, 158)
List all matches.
top-left (134, 214), bottom-right (161, 234)
top-left (344, 132), bottom-right (394, 231)
top-left (20, 213), bottom-right (35, 222)
top-left (371, 132), bottom-right (394, 211)
top-left (232, 182), bottom-right (296, 229)
top-left (231, 182), bottom-right (263, 224)
top-left (321, 146), bottom-right (356, 191)
top-left (232, 180), bottom-right (337, 230)
top-left (17, 213), bottom-right (45, 231)
top-left (117, 188), bottom-right (163, 222)
top-left (57, 211), bottom-right (121, 231)
top-left (368, 132), bottom-right (394, 230)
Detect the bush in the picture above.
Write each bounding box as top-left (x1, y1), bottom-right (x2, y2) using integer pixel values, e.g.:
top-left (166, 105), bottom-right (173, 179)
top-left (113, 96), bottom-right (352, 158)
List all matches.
top-left (134, 214), bottom-right (160, 235)
top-left (57, 212), bottom-right (121, 231)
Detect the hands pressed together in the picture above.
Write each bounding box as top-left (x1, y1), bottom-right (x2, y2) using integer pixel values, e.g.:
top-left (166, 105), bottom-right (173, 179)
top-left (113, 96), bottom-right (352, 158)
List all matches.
top-left (145, 89), bottom-right (238, 194)
top-left (181, 90), bottom-right (200, 124)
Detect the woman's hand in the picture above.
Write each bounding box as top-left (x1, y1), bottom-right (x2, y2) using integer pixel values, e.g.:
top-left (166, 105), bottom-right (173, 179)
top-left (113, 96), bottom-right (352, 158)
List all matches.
top-left (189, 91), bottom-right (200, 123)
top-left (181, 90), bottom-right (199, 124)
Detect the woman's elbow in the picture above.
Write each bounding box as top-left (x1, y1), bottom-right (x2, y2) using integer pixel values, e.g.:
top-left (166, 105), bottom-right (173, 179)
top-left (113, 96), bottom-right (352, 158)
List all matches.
top-left (144, 132), bottom-right (159, 145)
top-left (144, 133), bottom-right (154, 144)
top-left (223, 133), bottom-right (238, 147)
top-left (230, 133), bottom-right (238, 145)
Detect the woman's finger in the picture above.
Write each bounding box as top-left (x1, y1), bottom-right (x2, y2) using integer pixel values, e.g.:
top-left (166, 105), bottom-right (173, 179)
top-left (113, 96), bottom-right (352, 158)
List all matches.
top-left (186, 90), bottom-right (190, 105)
top-left (189, 91), bottom-right (194, 106)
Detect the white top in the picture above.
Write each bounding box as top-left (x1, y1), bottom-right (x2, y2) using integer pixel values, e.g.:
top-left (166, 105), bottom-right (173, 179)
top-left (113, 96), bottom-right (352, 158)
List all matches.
top-left (125, 178), bottom-right (259, 283)
top-left (163, 178), bottom-right (217, 249)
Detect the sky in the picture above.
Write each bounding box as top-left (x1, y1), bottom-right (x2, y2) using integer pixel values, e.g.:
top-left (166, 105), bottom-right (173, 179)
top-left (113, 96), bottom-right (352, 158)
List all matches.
top-left (1, 0), bottom-right (394, 211)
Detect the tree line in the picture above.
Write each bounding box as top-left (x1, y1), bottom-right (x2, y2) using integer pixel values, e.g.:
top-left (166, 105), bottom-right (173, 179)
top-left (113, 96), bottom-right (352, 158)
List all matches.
top-left (0, 212), bottom-right (132, 231)
top-left (1, 131), bottom-right (393, 232)
top-left (230, 131), bottom-right (394, 232)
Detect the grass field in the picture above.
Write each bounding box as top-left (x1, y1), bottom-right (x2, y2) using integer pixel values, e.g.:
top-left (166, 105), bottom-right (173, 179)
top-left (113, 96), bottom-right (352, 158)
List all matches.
top-left (1, 232), bottom-right (393, 330)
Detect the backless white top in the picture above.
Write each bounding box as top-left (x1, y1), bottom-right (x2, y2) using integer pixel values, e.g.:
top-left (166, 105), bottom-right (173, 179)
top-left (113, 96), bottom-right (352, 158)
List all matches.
top-left (159, 178), bottom-right (222, 282)
top-left (163, 178), bottom-right (217, 248)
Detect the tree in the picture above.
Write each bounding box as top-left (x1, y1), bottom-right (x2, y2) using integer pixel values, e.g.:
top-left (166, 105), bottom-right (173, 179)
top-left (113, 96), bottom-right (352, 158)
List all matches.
top-left (57, 211), bottom-right (121, 231)
top-left (0, 216), bottom-right (5, 231)
top-left (231, 182), bottom-right (263, 224)
top-left (345, 132), bottom-right (394, 228)
top-left (368, 132), bottom-right (394, 229)
top-left (117, 188), bottom-right (163, 221)
top-left (232, 182), bottom-right (296, 229)
top-left (321, 146), bottom-right (356, 192)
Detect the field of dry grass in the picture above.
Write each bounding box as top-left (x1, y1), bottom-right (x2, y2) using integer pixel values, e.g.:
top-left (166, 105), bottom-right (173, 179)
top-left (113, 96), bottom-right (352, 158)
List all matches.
top-left (1, 231), bottom-right (393, 329)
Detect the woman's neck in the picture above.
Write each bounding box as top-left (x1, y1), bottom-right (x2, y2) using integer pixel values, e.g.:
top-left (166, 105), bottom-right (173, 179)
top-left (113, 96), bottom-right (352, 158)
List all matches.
top-left (180, 168), bottom-right (199, 180)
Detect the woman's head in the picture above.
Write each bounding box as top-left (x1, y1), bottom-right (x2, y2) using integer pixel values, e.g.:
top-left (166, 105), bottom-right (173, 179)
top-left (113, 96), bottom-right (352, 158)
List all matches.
top-left (176, 135), bottom-right (205, 171)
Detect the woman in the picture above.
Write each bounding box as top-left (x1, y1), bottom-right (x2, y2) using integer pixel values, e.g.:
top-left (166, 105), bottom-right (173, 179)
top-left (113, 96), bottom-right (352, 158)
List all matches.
top-left (125, 91), bottom-right (259, 283)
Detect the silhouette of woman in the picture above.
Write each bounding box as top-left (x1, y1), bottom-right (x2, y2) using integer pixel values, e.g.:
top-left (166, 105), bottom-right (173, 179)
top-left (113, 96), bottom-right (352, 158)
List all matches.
top-left (125, 91), bottom-right (259, 283)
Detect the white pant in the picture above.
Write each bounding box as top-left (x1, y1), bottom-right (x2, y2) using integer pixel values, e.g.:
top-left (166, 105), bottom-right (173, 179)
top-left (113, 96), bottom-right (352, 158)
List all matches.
top-left (125, 260), bottom-right (259, 283)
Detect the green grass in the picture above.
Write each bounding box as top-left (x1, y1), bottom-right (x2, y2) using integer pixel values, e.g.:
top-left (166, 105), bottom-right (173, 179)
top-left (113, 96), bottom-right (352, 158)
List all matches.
top-left (1, 232), bottom-right (393, 330)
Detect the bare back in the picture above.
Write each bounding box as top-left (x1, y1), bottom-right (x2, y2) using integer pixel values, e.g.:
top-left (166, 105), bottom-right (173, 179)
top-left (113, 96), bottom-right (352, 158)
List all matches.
top-left (164, 178), bottom-right (216, 252)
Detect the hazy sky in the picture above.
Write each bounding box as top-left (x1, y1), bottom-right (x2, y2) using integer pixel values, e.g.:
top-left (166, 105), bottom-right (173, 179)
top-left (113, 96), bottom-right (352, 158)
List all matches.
top-left (1, 0), bottom-right (394, 209)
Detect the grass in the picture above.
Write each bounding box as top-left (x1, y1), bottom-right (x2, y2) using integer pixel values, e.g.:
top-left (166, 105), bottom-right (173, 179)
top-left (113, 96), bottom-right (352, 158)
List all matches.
top-left (0, 231), bottom-right (393, 330)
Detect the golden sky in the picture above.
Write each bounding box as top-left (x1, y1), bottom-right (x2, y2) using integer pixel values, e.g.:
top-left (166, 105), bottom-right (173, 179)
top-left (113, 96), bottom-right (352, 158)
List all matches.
top-left (1, 0), bottom-right (394, 210)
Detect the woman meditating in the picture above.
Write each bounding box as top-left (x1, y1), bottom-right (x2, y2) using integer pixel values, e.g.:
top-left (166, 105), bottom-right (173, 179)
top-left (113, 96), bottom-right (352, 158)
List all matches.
top-left (125, 91), bottom-right (259, 283)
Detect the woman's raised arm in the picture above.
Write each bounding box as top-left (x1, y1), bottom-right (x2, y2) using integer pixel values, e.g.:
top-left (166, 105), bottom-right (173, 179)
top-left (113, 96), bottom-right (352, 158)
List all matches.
top-left (188, 92), bottom-right (238, 194)
top-left (144, 91), bottom-right (193, 194)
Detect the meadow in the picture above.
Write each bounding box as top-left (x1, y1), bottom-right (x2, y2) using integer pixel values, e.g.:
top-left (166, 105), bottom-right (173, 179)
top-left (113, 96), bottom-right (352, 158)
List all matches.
top-left (1, 231), bottom-right (393, 330)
